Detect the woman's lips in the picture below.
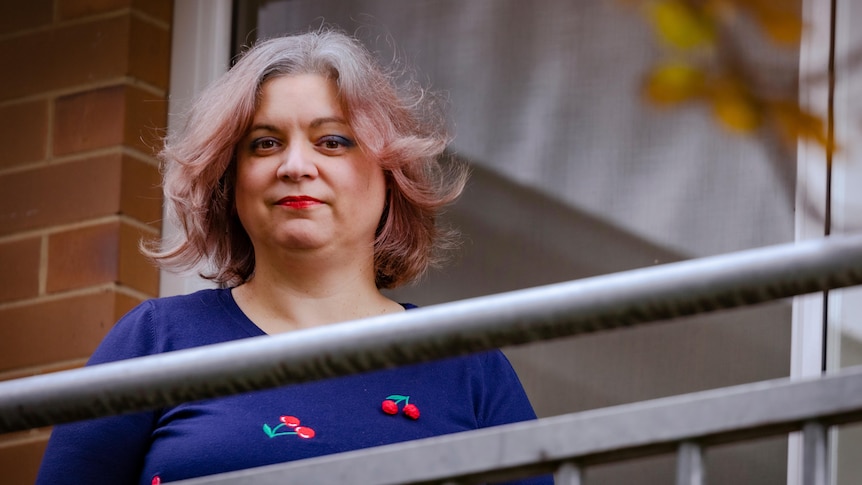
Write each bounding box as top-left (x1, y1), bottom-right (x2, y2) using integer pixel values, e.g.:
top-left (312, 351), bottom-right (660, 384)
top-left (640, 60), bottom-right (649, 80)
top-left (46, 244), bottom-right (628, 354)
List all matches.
top-left (276, 196), bottom-right (322, 209)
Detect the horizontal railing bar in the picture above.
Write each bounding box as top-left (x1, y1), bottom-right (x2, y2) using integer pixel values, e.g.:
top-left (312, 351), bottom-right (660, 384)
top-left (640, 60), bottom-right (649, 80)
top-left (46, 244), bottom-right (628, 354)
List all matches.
top-left (174, 365), bottom-right (862, 485)
top-left (2, 234), bottom-right (862, 433)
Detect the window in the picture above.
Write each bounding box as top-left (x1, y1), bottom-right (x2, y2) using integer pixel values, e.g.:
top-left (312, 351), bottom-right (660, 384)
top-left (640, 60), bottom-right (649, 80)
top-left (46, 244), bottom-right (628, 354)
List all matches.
top-left (167, 0), bottom-right (862, 482)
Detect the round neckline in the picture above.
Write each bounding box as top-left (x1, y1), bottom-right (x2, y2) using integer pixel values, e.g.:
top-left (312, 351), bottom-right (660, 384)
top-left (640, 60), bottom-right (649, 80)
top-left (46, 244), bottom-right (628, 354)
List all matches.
top-left (220, 287), bottom-right (415, 336)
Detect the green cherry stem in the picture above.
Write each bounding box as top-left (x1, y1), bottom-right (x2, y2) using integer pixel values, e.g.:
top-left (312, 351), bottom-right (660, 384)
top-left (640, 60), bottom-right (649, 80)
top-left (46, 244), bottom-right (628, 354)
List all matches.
top-left (385, 394), bottom-right (410, 405)
top-left (264, 423), bottom-right (299, 438)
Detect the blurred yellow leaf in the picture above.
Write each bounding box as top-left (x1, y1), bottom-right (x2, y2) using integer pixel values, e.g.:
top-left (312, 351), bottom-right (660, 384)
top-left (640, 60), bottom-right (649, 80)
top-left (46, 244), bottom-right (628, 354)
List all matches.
top-left (631, 0), bottom-right (825, 151)
top-left (711, 85), bottom-right (761, 133)
top-left (648, 0), bottom-right (717, 49)
top-left (773, 101), bottom-right (832, 150)
top-left (643, 61), bottom-right (706, 105)
top-left (713, 98), bottom-right (760, 133)
top-left (753, 9), bottom-right (803, 44)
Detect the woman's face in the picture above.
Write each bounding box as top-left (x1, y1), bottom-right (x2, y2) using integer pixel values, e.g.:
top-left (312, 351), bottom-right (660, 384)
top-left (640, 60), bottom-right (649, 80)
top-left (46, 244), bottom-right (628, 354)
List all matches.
top-left (234, 74), bottom-right (387, 260)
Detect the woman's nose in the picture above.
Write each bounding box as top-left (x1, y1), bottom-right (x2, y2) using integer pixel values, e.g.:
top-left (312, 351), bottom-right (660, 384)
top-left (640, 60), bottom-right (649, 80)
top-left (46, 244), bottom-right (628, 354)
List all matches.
top-left (276, 143), bottom-right (319, 181)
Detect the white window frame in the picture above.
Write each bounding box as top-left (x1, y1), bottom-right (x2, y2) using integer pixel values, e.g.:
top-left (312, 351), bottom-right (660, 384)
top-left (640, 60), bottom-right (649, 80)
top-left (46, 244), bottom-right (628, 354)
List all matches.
top-left (791, 0), bottom-right (862, 483)
top-left (159, 0), bottom-right (233, 297)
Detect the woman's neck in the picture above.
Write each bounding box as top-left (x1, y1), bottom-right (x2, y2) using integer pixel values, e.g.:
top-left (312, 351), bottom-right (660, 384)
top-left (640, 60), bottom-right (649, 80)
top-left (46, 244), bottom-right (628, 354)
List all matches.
top-left (231, 252), bottom-right (402, 334)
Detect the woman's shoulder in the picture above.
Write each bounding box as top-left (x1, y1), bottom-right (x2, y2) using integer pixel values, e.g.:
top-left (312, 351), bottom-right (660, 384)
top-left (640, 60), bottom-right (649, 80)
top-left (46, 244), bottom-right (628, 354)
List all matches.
top-left (90, 288), bottom-right (247, 364)
top-left (140, 287), bottom-right (230, 310)
top-left (119, 288), bottom-right (238, 326)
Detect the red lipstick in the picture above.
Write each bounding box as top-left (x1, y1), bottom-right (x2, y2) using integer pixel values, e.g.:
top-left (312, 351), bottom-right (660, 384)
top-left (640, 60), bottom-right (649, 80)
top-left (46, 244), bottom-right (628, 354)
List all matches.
top-left (276, 195), bottom-right (322, 209)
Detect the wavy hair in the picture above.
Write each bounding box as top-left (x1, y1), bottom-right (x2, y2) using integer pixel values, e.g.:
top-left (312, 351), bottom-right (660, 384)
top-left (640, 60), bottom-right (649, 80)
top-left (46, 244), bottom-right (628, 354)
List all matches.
top-left (146, 29), bottom-right (467, 289)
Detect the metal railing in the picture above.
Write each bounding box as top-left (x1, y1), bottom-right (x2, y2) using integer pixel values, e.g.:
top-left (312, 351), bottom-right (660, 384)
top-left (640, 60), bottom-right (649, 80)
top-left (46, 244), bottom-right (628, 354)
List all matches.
top-left (173, 364), bottom-right (862, 484)
top-left (5, 233), bottom-right (862, 483)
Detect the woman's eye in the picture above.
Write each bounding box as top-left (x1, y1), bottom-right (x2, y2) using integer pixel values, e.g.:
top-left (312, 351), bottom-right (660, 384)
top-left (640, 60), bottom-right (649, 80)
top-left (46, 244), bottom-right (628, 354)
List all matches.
top-left (250, 138), bottom-right (279, 152)
top-left (318, 135), bottom-right (354, 151)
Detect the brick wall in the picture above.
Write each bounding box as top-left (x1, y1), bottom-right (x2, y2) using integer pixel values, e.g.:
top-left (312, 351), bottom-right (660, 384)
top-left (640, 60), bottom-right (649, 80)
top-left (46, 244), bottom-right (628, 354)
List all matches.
top-left (0, 1), bottom-right (172, 483)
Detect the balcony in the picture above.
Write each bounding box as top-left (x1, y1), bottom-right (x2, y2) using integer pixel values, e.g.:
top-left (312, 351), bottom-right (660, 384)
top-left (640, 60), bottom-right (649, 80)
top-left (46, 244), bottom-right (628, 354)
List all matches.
top-left (5, 234), bottom-right (862, 484)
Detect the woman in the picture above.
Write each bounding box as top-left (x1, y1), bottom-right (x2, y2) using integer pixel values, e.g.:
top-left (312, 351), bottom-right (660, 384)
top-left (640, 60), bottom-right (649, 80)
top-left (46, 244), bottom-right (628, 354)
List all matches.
top-left (37, 29), bottom-right (549, 484)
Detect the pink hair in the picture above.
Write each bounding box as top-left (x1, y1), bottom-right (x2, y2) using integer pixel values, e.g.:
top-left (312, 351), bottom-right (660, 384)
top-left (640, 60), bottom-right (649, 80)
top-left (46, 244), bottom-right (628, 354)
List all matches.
top-left (146, 29), bottom-right (467, 289)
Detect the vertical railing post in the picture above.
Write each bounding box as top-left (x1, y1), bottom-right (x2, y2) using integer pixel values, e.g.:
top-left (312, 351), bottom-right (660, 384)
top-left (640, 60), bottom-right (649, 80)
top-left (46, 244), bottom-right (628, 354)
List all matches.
top-left (676, 441), bottom-right (705, 485)
top-left (555, 461), bottom-right (584, 485)
top-left (801, 421), bottom-right (829, 485)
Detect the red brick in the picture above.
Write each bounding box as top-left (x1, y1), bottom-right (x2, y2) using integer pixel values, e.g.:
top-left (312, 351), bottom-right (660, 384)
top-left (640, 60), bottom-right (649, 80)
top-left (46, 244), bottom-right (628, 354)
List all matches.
top-left (57, 0), bottom-right (172, 22)
top-left (133, 0), bottom-right (173, 24)
top-left (119, 222), bottom-right (160, 295)
top-left (54, 3), bottom-right (170, 90)
top-left (56, 0), bottom-right (173, 21)
top-left (0, 237), bottom-right (41, 303)
top-left (0, 154), bottom-right (122, 236)
top-left (0, 99), bottom-right (49, 169)
top-left (0, 434), bottom-right (50, 485)
top-left (113, 291), bottom-right (143, 321)
top-left (0, 16), bottom-right (129, 102)
top-left (123, 84), bottom-right (169, 155)
top-left (45, 220), bottom-right (158, 294)
top-left (58, 0), bottom-right (132, 19)
top-left (53, 86), bottom-right (125, 155)
top-left (120, 157), bottom-right (163, 227)
top-left (46, 221), bottom-right (121, 293)
top-left (0, 153), bottom-right (163, 236)
top-left (0, 0), bottom-right (53, 36)
top-left (0, 290), bottom-right (140, 372)
top-left (0, 359), bottom-right (86, 382)
top-left (129, 15), bottom-right (172, 90)
top-left (53, 84), bottom-right (168, 156)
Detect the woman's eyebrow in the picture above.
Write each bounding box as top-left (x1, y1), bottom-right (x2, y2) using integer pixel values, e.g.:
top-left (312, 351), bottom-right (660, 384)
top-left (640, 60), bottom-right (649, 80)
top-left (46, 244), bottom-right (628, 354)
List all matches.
top-left (246, 118), bottom-right (348, 133)
top-left (247, 123), bottom-right (279, 133)
top-left (310, 116), bottom-right (349, 128)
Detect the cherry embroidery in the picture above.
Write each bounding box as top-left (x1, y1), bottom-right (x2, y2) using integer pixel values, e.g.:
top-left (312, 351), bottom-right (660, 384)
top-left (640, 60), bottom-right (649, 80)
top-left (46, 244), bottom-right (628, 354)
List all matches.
top-left (280, 415), bottom-right (300, 427)
top-left (263, 415), bottom-right (316, 439)
top-left (381, 394), bottom-right (420, 420)
top-left (151, 477), bottom-right (161, 485)
top-left (381, 399), bottom-right (399, 415)
top-left (402, 403), bottom-right (420, 420)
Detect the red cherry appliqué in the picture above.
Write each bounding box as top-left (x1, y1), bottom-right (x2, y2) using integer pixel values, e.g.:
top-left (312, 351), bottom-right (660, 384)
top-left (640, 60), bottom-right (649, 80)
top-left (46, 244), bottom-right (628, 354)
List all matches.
top-left (402, 403), bottom-right (420, 420)
top-left (381, 399), bottom-right (399, 415)
top-left (280, 415), bottom-right (300, 427)
top-left (381, 394), bottom-right (420, 420)
top-left (263, 415), bottom-right (315, 439)
top-left (151, 477), bottom-right (161, 485)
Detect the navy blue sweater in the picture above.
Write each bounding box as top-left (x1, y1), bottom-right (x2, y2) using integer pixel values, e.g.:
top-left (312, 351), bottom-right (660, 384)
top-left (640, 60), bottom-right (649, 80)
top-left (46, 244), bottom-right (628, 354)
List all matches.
top-left (36, 289), bottom-right (550, 484)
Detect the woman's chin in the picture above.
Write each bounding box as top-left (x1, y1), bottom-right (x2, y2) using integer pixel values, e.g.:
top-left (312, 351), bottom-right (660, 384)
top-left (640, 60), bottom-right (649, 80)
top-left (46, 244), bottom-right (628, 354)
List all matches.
top-left (277, 236), bottom-right (328, 252)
